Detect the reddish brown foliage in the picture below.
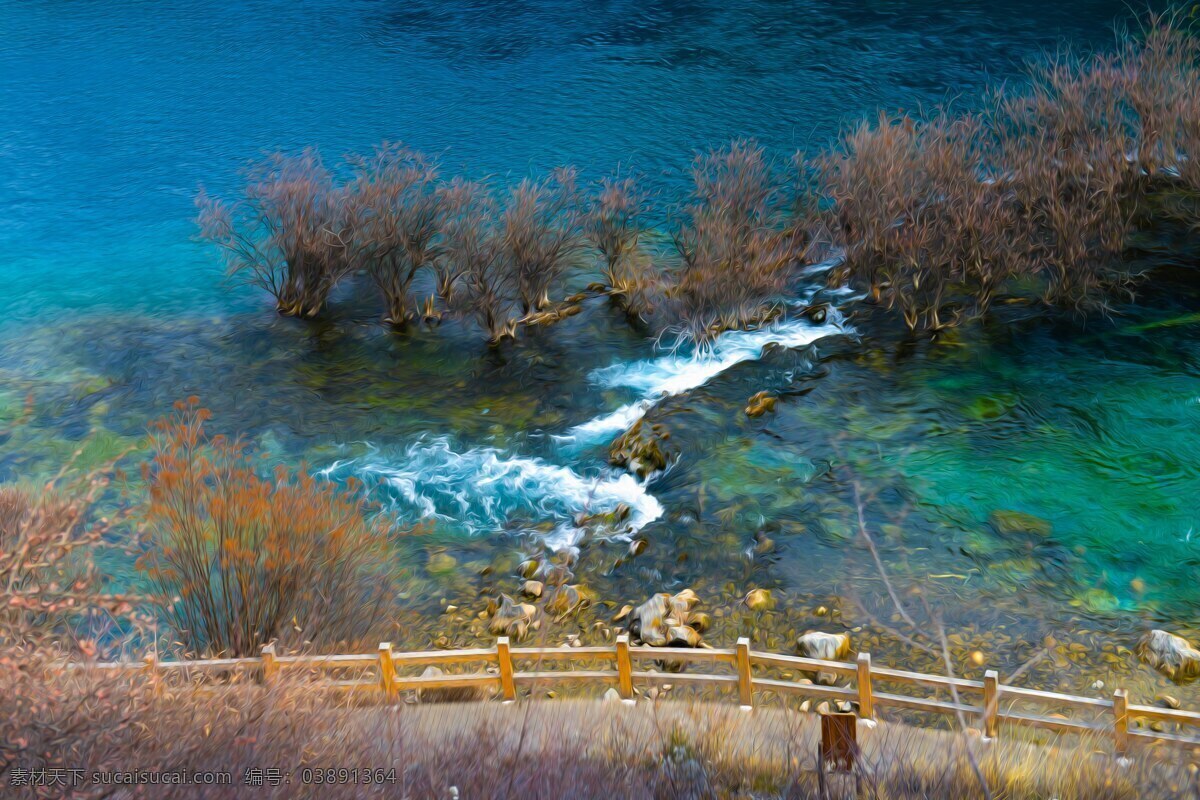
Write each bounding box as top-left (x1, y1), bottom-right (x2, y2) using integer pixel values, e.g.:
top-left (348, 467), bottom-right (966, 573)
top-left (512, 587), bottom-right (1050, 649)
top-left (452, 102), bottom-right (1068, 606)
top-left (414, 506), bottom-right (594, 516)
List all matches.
top-left (0, 469), bottom-right (136, 655)
top-left (138, 398), bottom-right (393, 657)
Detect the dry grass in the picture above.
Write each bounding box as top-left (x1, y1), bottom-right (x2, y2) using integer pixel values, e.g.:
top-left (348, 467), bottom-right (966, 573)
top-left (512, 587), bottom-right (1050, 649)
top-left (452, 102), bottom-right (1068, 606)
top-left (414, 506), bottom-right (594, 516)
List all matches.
top-left (2, 667), bottom-right (1195, 800)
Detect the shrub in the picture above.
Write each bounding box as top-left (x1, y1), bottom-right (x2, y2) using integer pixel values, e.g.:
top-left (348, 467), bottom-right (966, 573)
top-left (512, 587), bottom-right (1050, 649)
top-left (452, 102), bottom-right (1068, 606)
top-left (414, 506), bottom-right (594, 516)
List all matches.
top-left (439, 179), bottom-right (520, 343)
top-left (499, 168), bottom-right (583, 315)
top-left (819, 113), bottom-right (1022, 330)
top-left (0, 456), bottom-right (140, 655)
top-left (196, 150), bottom-right (355, 317)
top-left (668, 140), bottom-right (797, 343)
top-left (990, 52), bottom-right (1142, 311)
top-left (137, 398), bottom-right (393, 657)
top-left (584, 175), bottom-right (662, 320)
top-left (348, 143), bottom-right (445, 327)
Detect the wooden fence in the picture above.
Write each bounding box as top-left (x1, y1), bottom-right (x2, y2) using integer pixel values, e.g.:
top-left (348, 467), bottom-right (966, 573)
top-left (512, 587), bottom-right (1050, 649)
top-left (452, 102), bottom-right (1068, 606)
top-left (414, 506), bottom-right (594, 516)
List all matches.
top-left (82, 636), bottom-right (1200, 757)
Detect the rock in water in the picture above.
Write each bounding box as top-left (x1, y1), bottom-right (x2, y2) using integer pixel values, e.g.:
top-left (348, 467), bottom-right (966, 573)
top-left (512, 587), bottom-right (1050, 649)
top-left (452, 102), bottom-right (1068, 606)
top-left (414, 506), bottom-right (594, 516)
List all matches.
top-left (797, 631), bottom-right (851, 661)
top-left (489, 594), bottom-right (537, 640)
top-left (744, 391), bottom-right (777, 418)
top-left (609, 419), bottom-right (676, 479)
top-left (988, 509), bottom-right (1052, 538)
top-left (1136, 629), bottom-right (1200, 684)
top-left (744, 588), bottom-right (774, 611)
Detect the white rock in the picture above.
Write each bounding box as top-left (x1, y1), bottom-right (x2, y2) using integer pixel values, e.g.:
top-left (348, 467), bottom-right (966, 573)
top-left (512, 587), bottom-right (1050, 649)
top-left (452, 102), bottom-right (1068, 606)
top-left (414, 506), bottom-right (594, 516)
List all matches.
top-left (1136, 629), bottom-right (1200, 684)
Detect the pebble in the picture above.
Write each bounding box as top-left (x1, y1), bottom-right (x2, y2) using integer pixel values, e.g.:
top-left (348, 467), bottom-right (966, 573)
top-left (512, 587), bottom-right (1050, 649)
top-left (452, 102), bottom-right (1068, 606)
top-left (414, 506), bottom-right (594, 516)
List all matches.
top-left (1156, 694), bottom-right (1181, 710)
top-left (745, 588), bottom-right (774, 611)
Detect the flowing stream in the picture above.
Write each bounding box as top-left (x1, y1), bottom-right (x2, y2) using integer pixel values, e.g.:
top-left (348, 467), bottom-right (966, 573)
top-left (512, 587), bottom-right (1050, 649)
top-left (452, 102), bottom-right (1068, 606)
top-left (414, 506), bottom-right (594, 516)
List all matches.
top-left (4, 0), bottom-right (1199, 702)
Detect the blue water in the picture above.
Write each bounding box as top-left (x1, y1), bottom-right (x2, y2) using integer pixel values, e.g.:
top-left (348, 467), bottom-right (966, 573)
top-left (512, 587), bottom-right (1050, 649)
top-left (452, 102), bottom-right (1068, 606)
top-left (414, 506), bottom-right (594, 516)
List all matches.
top-left (1, 0), bottom-right (1129, 320)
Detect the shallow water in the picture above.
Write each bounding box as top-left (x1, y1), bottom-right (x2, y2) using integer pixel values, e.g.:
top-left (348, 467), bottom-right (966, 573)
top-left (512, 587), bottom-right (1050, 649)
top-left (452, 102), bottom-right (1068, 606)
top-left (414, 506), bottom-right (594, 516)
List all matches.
top-left (3, 0), bottom-right (1197, 700)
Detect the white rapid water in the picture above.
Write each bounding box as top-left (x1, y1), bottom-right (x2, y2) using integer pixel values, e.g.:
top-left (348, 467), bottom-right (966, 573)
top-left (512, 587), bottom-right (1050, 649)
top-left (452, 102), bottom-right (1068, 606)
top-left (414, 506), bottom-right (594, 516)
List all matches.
top-left (561, 314), bottom-right (845, 446)
top-left (322, 437), bottom-right (664, 550)
top-left (327, 311), bottom-right (846, 551)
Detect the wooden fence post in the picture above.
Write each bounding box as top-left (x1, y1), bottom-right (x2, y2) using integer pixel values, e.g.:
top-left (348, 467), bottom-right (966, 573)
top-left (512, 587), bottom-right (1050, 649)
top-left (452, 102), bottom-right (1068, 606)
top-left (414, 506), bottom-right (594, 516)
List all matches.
top-left (616, 634), bottom-right (634, 700)
top-left (261, 643), bottom-right (278, 687)
top-left (378, 642), bottom-right (397, 702)
top-left (736, 637), bottom-right (754, 709)
top-left (1113, 689), bottom-right (1129, 758)
top-left (497, 636), bottom-right (516, 702)
top-left (856, 652), bottom-right (874, 722)
top-left (983, 670), bottom-right (999, 739)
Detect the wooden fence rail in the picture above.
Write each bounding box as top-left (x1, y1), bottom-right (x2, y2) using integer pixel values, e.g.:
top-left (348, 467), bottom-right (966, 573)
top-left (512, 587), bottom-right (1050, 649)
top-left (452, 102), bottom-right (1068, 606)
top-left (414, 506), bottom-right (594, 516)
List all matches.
top-left (78, 636), bottom-right (1200, 757)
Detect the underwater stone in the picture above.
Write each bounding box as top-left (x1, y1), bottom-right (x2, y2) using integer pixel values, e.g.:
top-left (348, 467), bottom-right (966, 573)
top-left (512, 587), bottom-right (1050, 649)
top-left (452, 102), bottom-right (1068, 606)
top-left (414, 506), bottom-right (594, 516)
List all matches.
top-left (426, 551), bottom-right (458, 575)
top-left (744, 588), bottom-right (774, 611)
top-left (988, 509), bottom-right (1052, 538)
top-left (744, 391), bottom-right (777, 418)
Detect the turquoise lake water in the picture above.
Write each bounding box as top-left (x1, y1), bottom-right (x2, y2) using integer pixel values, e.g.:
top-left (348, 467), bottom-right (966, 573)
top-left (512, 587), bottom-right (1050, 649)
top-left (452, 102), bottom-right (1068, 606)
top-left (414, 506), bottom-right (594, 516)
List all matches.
top-left (2, 0), bottom-right (1198, 690)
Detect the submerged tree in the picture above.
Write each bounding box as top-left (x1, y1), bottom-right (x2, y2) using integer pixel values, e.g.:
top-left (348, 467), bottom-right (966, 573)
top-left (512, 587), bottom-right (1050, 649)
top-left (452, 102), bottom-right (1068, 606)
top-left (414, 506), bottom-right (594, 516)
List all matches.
top-left (440, 179), bottom-right (518, 344)
top-left (348, 143), bottom-right (445, 327)
top-left (196, 149), bottom-right (354, 317)
top-left (584, 175), bottom-right (661, 319)
top-left (668, 140), bottom-right (798, 344)
top-left (499, 168), bottom-right (583, 315)
top-left (818, 113), bottom-right (1022, 330)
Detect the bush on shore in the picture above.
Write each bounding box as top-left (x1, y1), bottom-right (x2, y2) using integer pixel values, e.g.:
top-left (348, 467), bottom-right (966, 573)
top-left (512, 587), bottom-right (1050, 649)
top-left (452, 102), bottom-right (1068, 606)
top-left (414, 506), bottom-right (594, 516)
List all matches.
top-left (137, 398), bottom-right (394, 658)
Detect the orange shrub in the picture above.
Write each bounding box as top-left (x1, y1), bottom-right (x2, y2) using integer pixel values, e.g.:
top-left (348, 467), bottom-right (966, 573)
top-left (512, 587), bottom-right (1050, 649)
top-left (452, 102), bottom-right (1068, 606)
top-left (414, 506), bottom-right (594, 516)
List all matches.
top-left (138, 398), bottom-right (393, 657)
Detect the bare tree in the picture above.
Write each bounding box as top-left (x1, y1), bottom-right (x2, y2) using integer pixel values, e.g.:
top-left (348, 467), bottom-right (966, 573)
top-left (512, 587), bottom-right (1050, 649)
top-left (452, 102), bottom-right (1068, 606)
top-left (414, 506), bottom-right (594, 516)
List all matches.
top-left (669, 140), bottom-right (797, 345)
top-left (499, 168), bottom-right (584, 315)
top-left (348, 143), bottom-right (445, 328)
top-left (440, 179), bottom-right (519, 344)
top-left (196, 149), bottom-right (355, 317)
